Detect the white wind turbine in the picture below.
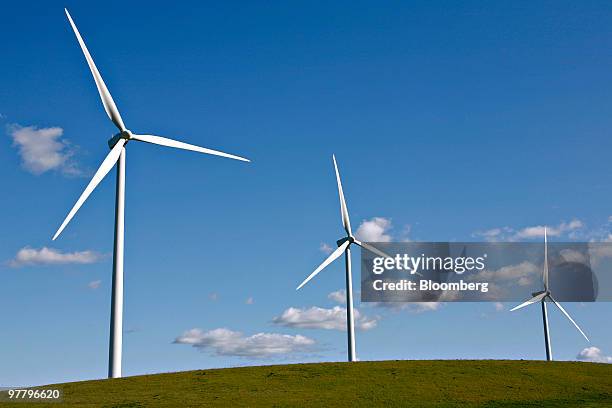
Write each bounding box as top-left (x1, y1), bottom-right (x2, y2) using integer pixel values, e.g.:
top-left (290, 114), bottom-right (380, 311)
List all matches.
top-left (510, 227), bottom-right (589, 361)
top-left (296, 155), bottom-right (389, 362)
top-left (54, 9), bottom-right (250, 378)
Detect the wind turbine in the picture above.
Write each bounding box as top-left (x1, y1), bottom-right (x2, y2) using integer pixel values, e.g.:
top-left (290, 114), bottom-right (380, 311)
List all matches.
top-left (510, 227), bottom-right (589, 361)
top-left (54, 9), bottom-right (250, 378)
top-left (296, 155), bottom-right (389, 362)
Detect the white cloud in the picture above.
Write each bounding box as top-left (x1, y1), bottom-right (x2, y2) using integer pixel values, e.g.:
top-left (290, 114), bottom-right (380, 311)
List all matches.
top-left (515, 220), bottom-right (583, 239)
top-left (559, 248), bottom-right (588, 264)
top-left (512, 226), bottom-right (548, 240)
top-left (7, 124), bottom-right (81, 176)
top-left (474, 220), bottom-right (584, 242)
top-left (576, 347), bottom-right (612, 363)
top-left (319, 242), bottom-right (333, 255)
top-left (565, 219), bottom-right (584, 231)
top-left (403, 302), bottom-right (441, 313)
top-left (88, 280), bottom-right (101, 290)
top-left (174, 328), bottom-right (315, 358)
top-left (328, 289), bottom-right (346, 304)
top-left (475, 261), bottom-right (539, 286)
top-left (480, 228), bottom-right (503, 239)
top-left (355, 217), bottom-right (392, 242)
top-left (272, 306), bottom-right (378, 331)
top-left (245, 297), bottom-right (254, 305)
top-left (9, 247), bottom-right (102, 267)
top-left (589, 244), bottom-right (612, 266)
top-left (373, 302), bottom-right (442, 313)
top-left (473, 227), bottom-right (512, 241)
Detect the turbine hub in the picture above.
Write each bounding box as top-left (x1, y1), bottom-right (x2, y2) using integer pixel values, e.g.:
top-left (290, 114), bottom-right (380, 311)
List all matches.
top-left (336, 236), bottom-right (354, 247)
top-left (107, 130), bottom-right (132, 149)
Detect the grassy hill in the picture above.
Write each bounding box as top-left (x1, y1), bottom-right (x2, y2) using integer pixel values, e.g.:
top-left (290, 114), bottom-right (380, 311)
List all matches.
top-left (2, 360), bottom-right (611, 407)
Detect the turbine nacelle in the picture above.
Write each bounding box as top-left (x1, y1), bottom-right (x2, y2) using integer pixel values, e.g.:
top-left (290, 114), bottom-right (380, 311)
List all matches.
top-left (108, 130), bottom-right (132, 149)
top-left (337, 236), bottom-right (355, 247)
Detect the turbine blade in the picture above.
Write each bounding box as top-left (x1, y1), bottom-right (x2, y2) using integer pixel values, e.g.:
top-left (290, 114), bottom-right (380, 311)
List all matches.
top-left (64, 8), bottom-right (126, 131)
top-left (296, 240), bottom-right (350, 290)
top-left (510, 292), bottom-right (547, 312)
top-left (52, 139), bottom-right (126, 240)
top-left (353, 239), bottom-right (393, 259)
top-left (543, 227), bottom-right (549, 290)
top-left (332, 154), bottom-right (351, 235)
top-left (549, 295), bottom-right (589, 342)
top-left (131, 134), bottom-right (250, 162)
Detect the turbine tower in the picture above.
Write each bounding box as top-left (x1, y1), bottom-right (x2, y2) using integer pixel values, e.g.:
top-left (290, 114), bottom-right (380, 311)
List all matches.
top-left (510, 227), bottom-right (589, 361)
top-left (55, 9), bottom-right (250, 378)
top-left (296, 155), bottom-right (389, 362)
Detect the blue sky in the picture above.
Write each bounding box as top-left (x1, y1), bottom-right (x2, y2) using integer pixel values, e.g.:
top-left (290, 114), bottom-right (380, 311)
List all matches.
top-left (2, 0), bottom-right (612, 386)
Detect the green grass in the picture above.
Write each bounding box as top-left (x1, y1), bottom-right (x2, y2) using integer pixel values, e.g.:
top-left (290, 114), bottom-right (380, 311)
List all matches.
top-left (2, 360), bottom-right (612, 407)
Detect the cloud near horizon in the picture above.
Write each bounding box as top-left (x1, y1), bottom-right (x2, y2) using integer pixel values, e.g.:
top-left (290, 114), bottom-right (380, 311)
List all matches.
top-left (9, 247), bottom-right (103, 267)
top-left (328, 289), bottom-right (346, 304)
top-left (272, 306), bottom-right (378, 331)
top-left (576, 347), bottom-right (612, 363)
top-left (7, 124), bottom-right (82, 176)
top-left (474, 261), bottom-right (539, 287)
top-left (173, 328), bottom-right (315, 358)
top-left (371, 301), bottom-right (442, 313)
top-left (473, 219), bottom-right (584, 242)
